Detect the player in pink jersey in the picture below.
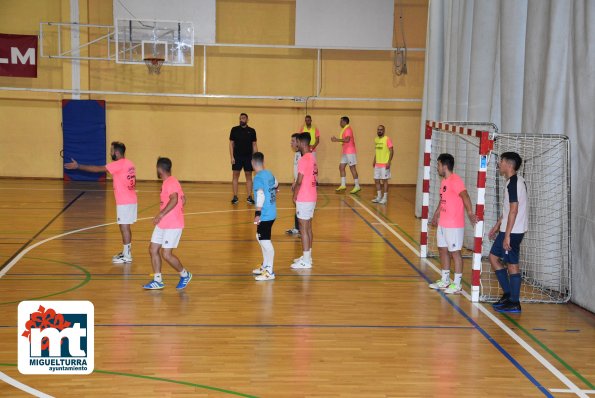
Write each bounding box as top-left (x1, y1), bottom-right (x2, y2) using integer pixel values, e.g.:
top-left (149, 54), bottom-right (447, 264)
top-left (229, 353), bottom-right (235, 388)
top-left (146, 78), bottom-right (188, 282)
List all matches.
top-left (64, 141), bottom-right (137, 264)
top-left (428, 153), bottom-right (477, 294)
top-left (331, 116), bottom-right (360, 194)
top-left (143, 157), bottom-right (192, 290)
top-left (291, 132), bottom-right (318, 269)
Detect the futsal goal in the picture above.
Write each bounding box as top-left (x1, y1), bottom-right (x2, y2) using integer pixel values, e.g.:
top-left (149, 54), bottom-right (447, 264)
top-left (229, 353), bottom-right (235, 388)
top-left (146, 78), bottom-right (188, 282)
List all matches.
top-left (420, 121), bottom-right (571, 303)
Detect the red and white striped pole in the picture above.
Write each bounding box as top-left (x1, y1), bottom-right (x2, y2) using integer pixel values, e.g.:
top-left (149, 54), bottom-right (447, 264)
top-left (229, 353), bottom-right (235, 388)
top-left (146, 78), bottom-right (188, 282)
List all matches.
top-left (420, 122), bottom-right (433, 258)
top-left (472, 130), bottom-right (494, 302)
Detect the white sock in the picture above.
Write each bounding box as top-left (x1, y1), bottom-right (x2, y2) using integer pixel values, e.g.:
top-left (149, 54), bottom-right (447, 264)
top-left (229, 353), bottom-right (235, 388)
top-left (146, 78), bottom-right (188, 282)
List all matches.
top-left (256, 234), bottom-right (266, 267)
top-left (354, 179), bottom-right (360, 188)
top-left (154, 273), bottom-right (163, 283)
top-left (383, 192), bottom-right (388, 199)
top-left (454, 273), bottom-right (462, 286)
top-left (261, 240), bottom-right (275, 273)
top-left (441, 270), bottom-right (450, 283)
top-left (180, 269), bottom-right (189, 278)
top-left (376, 190), bottom-right (382, 199)
top-left (303, 250), bottom-right (312, 263)
top-left (123, 243), bottom-right (131, 257)
top-left (341, 177), bottom-right (346, 186)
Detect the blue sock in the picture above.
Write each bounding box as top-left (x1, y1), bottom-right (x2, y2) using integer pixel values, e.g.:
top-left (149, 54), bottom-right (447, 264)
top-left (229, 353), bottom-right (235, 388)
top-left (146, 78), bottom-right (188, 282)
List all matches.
top-left (509, 273), bottom-right (522, 303)
top-left (495, 269), bottom-right (510, 295)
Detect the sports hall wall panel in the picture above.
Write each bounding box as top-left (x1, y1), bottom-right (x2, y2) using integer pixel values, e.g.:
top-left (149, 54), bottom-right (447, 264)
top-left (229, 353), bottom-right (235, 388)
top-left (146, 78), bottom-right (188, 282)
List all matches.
top-left (0, 0), bottom-right (428, 184)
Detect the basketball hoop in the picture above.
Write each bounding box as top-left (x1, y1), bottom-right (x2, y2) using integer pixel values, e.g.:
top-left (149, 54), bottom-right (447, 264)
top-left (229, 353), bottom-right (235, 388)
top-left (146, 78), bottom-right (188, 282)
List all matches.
top-left (143, 57), bottom-right (165, 75)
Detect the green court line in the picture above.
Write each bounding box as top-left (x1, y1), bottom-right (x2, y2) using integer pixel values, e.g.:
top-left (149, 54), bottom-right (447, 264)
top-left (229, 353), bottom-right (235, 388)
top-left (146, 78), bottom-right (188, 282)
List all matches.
top-left (358, 198), bottom-right (595, 390)
top-left (0, 363), bottom-right (258, 398)
top-left (0, 257), bottom-right (91, 306)
top-left (501, 313), bottom-right (594, 389)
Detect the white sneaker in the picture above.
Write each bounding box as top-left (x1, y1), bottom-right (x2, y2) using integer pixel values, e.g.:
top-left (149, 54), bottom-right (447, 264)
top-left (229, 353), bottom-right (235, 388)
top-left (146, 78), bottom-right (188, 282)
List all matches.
top-left (293, 256), bottom-right (314, 266)
top-left (252, 265), bottom-right (264, 275)
top-left (255, 269), bottom-right (276, 281)
top-left (444, 283), bottom-right (463, 294)
top-left (291, 259), bottom-right (312, 269)
top-left (428, 279), bottom-right (450, 290)
top-left (378, 197), bottom-right (387, 205)
top-left (372, 197), bottom-right (381, 203)
top-left (112, 253), bottom-right (132, 264)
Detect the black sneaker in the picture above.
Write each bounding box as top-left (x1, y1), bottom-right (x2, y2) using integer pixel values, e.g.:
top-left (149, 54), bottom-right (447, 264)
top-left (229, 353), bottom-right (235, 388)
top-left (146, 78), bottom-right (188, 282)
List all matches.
top-left (495, 301), bottom-right (522, 313)
top-left (231, 196), bottom-right (239, 205)
top-left (247, 196), bottom-right (255, 205)
top-left (492, 294), bottom-right (510, 308)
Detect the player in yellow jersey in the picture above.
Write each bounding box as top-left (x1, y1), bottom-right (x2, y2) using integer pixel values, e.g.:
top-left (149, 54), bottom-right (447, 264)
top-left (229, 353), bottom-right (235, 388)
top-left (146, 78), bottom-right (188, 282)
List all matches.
top-left (371, 125), bottom-right (394, 204)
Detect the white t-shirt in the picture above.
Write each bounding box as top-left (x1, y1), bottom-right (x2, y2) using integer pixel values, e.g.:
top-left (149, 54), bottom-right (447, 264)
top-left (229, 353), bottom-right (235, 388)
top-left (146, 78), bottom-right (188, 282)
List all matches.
top-left (501, 174), bottom-right (529, 234)
top-left (293, 151), bottom-right (302, 181)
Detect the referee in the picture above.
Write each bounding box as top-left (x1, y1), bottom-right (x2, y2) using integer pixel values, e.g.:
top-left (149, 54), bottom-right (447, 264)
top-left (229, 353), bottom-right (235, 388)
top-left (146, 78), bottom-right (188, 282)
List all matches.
top-left (229, 113), bottom-right (258, 204)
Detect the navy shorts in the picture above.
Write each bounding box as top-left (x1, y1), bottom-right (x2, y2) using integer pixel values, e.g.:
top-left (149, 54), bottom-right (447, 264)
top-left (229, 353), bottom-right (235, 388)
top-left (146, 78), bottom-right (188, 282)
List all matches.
top-left (232, 156), bottom-right (254, 172)
top-left (490, 232), bottom-right (524, 264)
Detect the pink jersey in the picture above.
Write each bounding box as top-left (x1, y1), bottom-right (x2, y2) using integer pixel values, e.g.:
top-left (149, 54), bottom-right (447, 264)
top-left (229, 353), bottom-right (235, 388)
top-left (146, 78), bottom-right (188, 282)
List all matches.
top-left (159, 176), bottom-right (185, 229)
top-left (341, 125), bottom-right (356, 154)
top-left (105, 158), bottom-right (137, 205)
top-left (438, 173), bottom-right (467, 228)
top-left (297, 152), bottom-right (318, 202)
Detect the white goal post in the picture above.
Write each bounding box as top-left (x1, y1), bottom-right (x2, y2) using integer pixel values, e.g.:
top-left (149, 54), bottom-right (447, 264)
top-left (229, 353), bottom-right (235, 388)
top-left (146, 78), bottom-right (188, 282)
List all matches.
top-left (420, 121), bottom-right (572, 304)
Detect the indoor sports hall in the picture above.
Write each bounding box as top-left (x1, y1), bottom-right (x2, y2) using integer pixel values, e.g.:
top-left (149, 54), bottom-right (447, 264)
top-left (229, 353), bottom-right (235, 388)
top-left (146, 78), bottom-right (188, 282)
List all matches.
top-left (0, 1), bottom-right (594, 397)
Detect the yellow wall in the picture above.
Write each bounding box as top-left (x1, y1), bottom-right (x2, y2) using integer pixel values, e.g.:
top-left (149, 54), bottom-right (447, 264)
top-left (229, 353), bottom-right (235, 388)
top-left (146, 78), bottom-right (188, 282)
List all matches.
top-left (0, 0), bottom-right (428, 184)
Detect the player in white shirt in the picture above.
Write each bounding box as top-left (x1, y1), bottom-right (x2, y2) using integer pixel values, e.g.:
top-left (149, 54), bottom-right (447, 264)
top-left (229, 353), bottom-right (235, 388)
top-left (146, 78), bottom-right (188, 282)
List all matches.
top-left (488, 152), bottom-right (529, 313)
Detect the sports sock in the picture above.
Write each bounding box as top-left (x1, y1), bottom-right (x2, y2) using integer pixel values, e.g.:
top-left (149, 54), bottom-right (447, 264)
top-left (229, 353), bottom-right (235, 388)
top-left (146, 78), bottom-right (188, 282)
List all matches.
top-left (376, 190), bottom-right (382, 199)
top-left (303, 250), bottom-right (312, 263)
top-left (354, 178), bottom-right (360, 188)
top-left (509, 273), bottom-right (522, 303)
top-left (261, 240), bottom-right (275, 272)
top-left (441, 270), bottom-right (450, 283)
top-left (256, 234), bottom-right (266, 266)
top-left (341, 177), bottom-right (346, 186)
top-left (180, 269), bottom-right (188, 278)
top-left (154, 273), bottom-right (163, 283)
top-left (382, 192), bottom-right (388, 200)
top-left (123, 243), bottom-right (131, 257)
top-left (454, 273), bottom-right (463, 286)
top-left (495, 269), bottom-right (510, 295)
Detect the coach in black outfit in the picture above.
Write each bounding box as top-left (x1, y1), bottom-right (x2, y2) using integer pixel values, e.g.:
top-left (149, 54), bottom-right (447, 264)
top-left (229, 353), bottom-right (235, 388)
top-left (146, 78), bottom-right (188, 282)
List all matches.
top-left (229, 112), bottom-right (258, 205)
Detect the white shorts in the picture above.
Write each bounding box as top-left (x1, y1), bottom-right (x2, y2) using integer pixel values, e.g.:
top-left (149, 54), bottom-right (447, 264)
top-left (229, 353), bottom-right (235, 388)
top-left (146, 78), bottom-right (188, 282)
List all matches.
top-left (437, 226), bottom-right (464, 252)
top-left (374, 167), bottom-right (391, 180)
top-left (151, 226), bottom-right (183, 249)
top-left (340, 153), bottom-right (357, 166)
top-left (296, 201), bottom-right (316, 220)
top-left (116, 204), bottom-right (137, 225)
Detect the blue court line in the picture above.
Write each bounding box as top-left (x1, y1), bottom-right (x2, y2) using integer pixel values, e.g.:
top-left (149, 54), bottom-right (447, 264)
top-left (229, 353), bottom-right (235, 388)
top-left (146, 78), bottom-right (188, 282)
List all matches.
top-left (0, 324), bottom-right (473, 330)
top-left (343, 200), bottom-right (553, 398)
top-left (4, 273), bottom-right (420, 278)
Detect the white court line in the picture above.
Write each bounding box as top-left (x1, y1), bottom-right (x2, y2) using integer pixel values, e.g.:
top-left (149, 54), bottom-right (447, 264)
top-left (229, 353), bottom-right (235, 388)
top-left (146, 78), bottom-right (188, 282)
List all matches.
top-left (349, 196), bottom-right (587, 398)
top-left (551, 390), bottom-right (595, 395)
top-left (0, 371), bottom-right (54, 398)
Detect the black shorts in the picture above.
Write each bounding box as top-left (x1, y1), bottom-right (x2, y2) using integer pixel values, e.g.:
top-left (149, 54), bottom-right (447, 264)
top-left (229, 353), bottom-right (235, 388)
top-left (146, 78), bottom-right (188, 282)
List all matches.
top-left (232, 156), bottom-right (253, 171)
top-left (257, 219), bottom-right (275, 240)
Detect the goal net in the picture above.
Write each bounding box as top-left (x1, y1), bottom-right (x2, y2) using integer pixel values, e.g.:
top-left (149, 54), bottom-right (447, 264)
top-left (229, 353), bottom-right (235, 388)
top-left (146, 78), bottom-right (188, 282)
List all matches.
top-left (420, 121), bottom-right (571, 303)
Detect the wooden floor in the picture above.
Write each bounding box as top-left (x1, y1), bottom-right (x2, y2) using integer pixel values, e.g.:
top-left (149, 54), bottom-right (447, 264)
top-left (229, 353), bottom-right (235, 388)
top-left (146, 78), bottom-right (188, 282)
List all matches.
top-left (0, 179), bottom-right (593, 397)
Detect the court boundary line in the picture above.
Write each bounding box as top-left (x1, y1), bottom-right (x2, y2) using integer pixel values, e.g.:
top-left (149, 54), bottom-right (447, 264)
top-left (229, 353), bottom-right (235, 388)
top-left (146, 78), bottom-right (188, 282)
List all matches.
top-left (349, 196), bottom-right (587, 398)
top-left (0, 371), bottom-right (54, 398)
top-left (344, 199), bottom-right (553, 397)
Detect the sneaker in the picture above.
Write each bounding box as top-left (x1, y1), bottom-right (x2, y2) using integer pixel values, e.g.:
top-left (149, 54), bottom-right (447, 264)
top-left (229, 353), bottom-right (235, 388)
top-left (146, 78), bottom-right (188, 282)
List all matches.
top-left (285, 228), bottom-right (300, 235)
top-left (231, 196), bottom-right (239, 205)
top-left (495, 301), bottom-right (522, 313)
top-left (372, 197), bottom-right (381, 203)
top-left (255, 269), bottom-right (276, 281)
top-left (176, 273), bottom-right (193, 290)
top-left (253, 264), bottom-right (264, 275)
top-left (336, 185), bottom-right (347, 192)
top-left (350, 186), bottom-right (361, 194)
top-left (444, 283), bottom-right (463, 294)
top-left (143, 280), bottom-right (164, 290)
top-left (291, 259), bottom-right (312, 269)
top-left (378, 197), bottom-right (387, 205)
top-left (429, 279), bottom-right (450, 290)
top-left (492, 294), bottom-right (511, 308)
top-left (247, 196), bottom-right (255, 205)
top-left (112, 253), bottom-right (132, 264)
